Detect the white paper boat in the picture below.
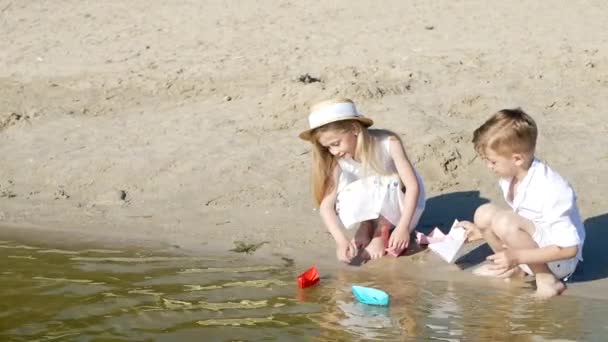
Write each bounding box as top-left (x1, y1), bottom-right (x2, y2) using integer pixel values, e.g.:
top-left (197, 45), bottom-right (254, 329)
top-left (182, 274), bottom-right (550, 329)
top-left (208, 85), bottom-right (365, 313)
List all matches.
top-left (416, 228), bottom-right (446, 245)
top-left (427, 219), bottom-right (466, 263)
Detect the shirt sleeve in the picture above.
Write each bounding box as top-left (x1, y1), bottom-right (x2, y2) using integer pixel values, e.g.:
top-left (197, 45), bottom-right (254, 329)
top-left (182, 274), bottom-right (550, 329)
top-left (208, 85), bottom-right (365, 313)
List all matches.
top-left (543, 183), bottom-right (581, 248)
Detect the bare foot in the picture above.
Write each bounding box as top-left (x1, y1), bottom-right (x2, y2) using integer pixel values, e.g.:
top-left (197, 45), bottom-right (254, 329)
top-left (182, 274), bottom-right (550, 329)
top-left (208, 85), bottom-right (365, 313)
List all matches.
top-left (502, 268), bottom-right (527, 283)
top-left (353, 221), bottom-right (373, 249)
top-left (365, 235), bottom-right (387, 259)
top-left (386, 245), bottom-right (406, 257)
top-left (534, 274), bottom-right (566, 299)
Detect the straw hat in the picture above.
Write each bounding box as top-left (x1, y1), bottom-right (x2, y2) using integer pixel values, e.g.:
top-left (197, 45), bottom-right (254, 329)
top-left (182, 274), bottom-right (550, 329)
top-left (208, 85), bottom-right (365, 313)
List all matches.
top-left (298, 101), bottom-right (373, 141)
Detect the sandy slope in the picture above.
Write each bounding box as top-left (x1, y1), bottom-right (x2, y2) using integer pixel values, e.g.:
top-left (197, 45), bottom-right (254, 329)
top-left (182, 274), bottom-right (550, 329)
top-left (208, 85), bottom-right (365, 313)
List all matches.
top-left (1, 1), bottom-right (607, 296)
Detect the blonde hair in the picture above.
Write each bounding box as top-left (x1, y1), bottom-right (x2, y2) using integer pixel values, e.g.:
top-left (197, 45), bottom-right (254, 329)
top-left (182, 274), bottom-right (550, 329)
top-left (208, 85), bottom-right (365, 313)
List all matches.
top-left (472, 108), bottom-right (538, 157)
top-left (308, 98), bottom-right (389, 206)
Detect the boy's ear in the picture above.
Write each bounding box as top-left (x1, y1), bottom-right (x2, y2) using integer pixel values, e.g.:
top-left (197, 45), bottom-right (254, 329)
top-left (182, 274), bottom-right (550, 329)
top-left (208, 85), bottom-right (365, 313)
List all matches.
top-left (512, 153), bottom-right (525, 166)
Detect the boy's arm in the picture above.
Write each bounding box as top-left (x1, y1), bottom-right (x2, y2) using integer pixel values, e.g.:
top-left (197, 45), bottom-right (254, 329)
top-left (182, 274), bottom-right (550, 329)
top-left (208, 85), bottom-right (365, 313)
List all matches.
top-left (510, 245), bottom-right (578, 265)
top-left (489, 245), bottom-right (578, 271)
top-left (536, 181), bottom-right (582, 259)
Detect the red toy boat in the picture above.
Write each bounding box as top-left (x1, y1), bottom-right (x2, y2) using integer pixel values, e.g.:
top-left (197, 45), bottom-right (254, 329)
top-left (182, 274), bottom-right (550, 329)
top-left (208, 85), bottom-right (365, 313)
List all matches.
top-left (297, 266), bottom-right (320, 288)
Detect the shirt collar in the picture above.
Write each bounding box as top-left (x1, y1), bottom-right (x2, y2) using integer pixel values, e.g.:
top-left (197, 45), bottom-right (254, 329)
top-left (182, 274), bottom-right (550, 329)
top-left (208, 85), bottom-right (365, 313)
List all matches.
top-left (512, 158), bottom-right (540, 209)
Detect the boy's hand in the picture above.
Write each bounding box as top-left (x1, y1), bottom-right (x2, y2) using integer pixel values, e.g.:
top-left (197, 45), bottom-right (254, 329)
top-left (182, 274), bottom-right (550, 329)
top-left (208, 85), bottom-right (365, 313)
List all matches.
top-left (487, 248), bottom-right (519, 272)
top-left (458, 220), bottom-right (483, 242)
top-left (336, 239), bottom-right (358, 263)
top-left (388, 226), bottom-right (410, 251)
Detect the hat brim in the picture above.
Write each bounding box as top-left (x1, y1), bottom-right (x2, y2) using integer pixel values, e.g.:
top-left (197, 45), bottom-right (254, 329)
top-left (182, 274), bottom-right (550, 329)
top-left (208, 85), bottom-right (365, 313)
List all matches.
top-left (298, 117), bottom-right (373, 141)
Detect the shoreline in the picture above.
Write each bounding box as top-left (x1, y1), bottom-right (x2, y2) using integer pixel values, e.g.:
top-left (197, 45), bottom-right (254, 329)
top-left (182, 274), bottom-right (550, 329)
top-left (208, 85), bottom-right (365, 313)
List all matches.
top-left (2, 215), bottom-right (607, 302)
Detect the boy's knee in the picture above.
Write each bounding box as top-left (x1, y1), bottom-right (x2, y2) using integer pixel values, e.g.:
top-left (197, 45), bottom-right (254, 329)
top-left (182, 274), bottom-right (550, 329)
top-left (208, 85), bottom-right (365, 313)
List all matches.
top-left (490, 211), bottom-right (517, 238)
top-left (474, 203), bottom-right (499, 229)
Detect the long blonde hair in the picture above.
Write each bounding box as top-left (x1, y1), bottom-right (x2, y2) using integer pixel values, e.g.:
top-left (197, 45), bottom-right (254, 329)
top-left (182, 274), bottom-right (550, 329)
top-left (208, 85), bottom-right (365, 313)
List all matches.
top-left (308, 99), bottom-right (388, 206)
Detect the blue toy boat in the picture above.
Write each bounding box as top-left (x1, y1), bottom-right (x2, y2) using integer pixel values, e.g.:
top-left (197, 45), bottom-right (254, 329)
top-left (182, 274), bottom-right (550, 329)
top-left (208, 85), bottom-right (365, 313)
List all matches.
top-left (352, 285), bottom-right (390, 306)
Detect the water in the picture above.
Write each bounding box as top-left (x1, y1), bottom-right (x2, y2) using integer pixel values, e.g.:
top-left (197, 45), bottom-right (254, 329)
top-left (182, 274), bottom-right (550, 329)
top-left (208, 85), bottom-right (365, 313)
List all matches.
top-left (1, 238), bottom-right (607, 341)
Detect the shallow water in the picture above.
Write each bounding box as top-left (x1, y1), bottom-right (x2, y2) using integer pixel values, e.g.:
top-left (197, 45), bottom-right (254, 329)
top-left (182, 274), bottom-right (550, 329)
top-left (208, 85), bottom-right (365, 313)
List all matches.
top-left (1, 239), bottom-right (607, 341)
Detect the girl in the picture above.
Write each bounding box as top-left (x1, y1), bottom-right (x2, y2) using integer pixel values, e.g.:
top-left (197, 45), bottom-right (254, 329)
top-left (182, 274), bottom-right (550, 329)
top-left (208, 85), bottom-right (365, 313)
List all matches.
top-left (299, 98), bottom-right (426, 263)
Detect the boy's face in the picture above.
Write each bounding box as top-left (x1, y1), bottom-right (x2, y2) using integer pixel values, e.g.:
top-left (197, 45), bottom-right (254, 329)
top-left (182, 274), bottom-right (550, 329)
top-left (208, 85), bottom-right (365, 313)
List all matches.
top-left (482, 148), bottom-right (520, 178)
top-left (317, 129), bottom-right (358, 160)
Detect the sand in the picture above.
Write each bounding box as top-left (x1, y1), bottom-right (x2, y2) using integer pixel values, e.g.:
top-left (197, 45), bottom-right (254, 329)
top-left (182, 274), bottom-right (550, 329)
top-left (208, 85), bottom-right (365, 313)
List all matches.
top-left (1, 1), bottom-right (607, 298)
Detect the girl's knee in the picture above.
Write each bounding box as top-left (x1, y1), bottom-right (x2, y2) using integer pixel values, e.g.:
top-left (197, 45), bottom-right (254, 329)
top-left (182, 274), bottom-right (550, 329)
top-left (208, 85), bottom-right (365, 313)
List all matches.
top-left (374, 216), bottom-right (393, 237)
top-left (376, 215), bottom-right (393, 229)
top-left (356, 221), bottom-right (374, 235)
top-left (360, 220), bottom-right (373, 229)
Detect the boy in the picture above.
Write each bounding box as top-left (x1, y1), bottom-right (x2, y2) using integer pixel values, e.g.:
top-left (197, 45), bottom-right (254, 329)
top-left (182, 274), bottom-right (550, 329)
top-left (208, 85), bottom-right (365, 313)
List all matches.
top-left (460, 108), bottom-right (585, 298)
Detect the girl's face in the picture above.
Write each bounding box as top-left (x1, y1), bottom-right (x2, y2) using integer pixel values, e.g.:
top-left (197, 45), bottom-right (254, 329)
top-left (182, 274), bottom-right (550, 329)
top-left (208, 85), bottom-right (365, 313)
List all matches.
top-left (317, 129), bottom-right (358, 160)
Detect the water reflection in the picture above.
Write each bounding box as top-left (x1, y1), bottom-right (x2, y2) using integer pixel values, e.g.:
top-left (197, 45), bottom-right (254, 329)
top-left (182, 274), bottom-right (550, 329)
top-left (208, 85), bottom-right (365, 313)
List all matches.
top-left (299, 260), bottom-right (602, 341)
top-left (0, 239), bottom-right (317, 341)
top-left (0, 238), bottom-right (606, 341)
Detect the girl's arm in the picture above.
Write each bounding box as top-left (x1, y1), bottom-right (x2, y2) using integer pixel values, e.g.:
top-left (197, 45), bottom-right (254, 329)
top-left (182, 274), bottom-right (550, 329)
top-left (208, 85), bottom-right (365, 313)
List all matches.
top-left (387, 137), bottom-right (421, 249)
top-left (319, 164), bottom-right (357, 262)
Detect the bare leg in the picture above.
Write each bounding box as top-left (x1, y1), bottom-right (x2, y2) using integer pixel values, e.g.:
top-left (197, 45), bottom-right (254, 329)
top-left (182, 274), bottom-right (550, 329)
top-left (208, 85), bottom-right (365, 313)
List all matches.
top-left (474, 204), bottom-right (505, 252)
top-left (377, 215), bottom-right (393, 248)
top-left (353, 221), bottom-right (373, 250)
top-left (491, 211), bottom-right (565, 298)
top-left (473, 204), bottom-right (525, 278)
top-left (379, 216), bottom-right (409, 257)
top-left (365, 216), bottom-right (391, 259)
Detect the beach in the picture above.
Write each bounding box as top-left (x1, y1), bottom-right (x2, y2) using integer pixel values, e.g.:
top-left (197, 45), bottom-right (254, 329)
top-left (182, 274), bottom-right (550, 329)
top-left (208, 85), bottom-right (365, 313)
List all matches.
top-left (1, 1), bottom-right (607, 298)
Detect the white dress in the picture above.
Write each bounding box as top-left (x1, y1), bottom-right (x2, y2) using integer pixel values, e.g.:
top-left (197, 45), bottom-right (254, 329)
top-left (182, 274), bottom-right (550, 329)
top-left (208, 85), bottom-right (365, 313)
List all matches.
top-left (335, 131), bottom-right (426, 230)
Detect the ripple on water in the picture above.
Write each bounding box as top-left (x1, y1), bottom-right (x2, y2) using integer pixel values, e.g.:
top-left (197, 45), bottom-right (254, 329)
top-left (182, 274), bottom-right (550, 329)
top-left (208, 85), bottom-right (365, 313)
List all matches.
top-left (1, 239), bottom-right (608, 341)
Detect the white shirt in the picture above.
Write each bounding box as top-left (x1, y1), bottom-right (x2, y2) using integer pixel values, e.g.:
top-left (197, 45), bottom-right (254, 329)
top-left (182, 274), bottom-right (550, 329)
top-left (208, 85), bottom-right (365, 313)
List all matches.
top-left (499, 159), bottom-right (585, 261)
top-left (335, 130), bottom-right (426, 229)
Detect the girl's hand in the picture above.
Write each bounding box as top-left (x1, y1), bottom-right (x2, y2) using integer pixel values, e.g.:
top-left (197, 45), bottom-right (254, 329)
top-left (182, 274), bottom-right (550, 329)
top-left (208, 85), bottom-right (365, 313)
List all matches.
top-left (388, 226), bottom-right (410, 251)
top-left (458, 220), bottom-right (483, 242)
top-left (336, 239), bottom-right (358, 263)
